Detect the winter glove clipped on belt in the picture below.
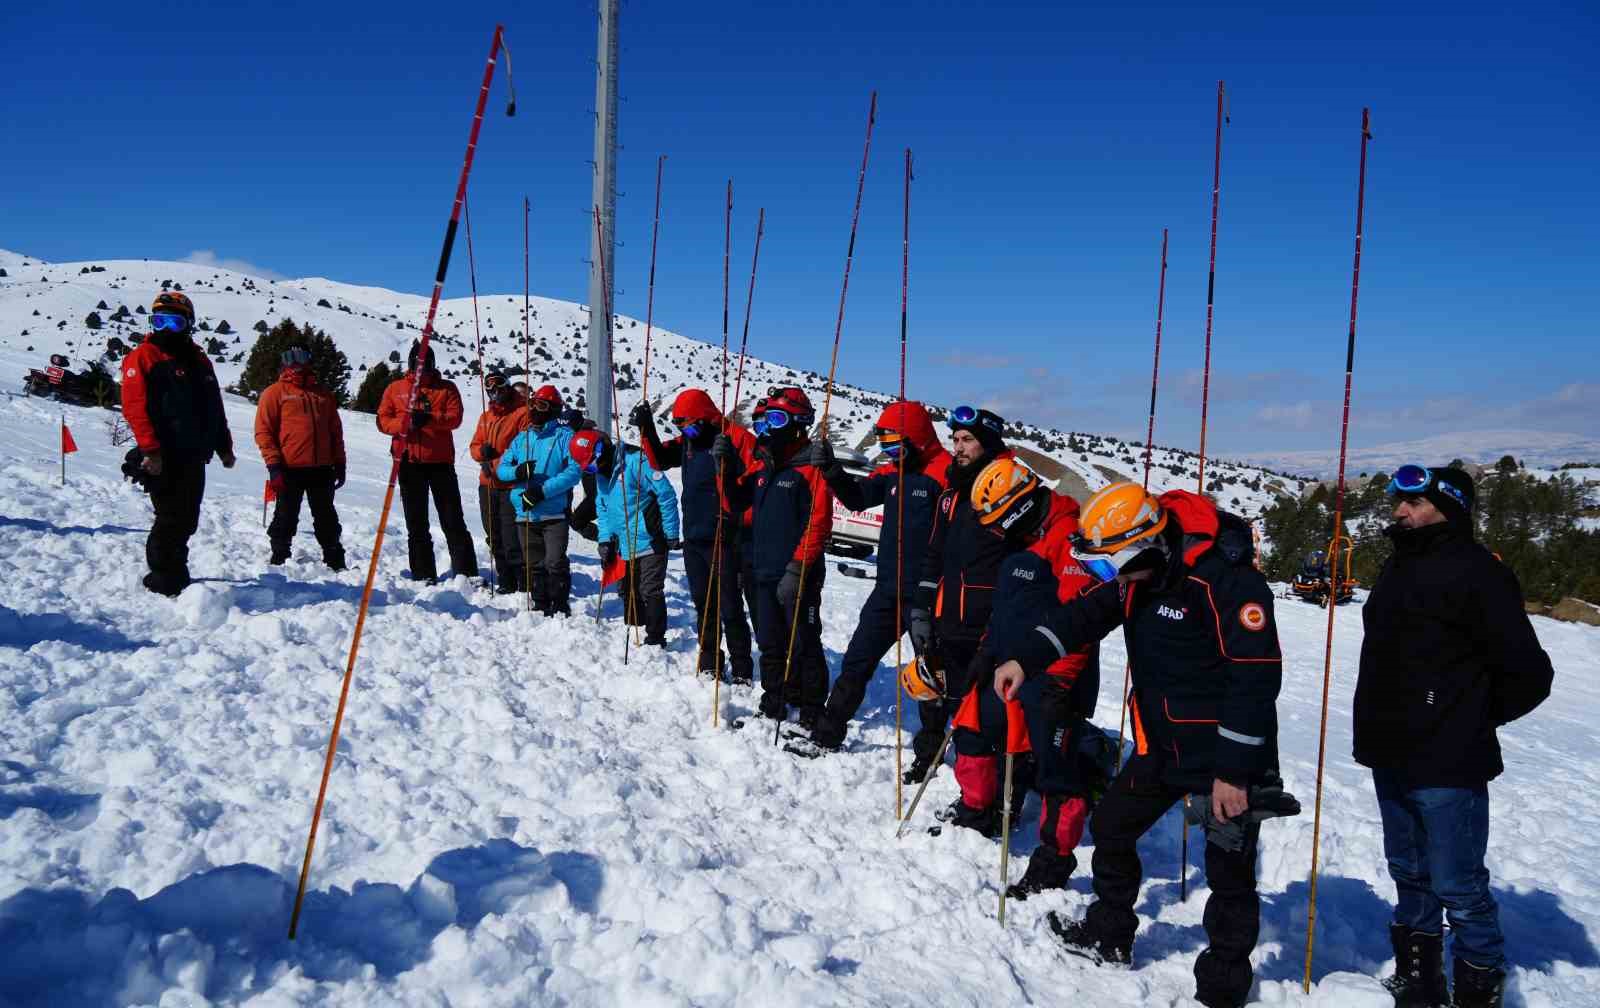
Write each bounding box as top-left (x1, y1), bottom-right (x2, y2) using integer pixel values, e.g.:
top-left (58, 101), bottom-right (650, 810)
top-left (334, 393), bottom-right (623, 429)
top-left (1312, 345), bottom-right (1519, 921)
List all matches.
top-left (909, 607), bottom-right (935, 656)
top-left (1183, 772), bottom-right (1302, 852)
top-left (573, 521), bottom-right (600, 543)
top-left (778, 561), bottom-right (805, 609)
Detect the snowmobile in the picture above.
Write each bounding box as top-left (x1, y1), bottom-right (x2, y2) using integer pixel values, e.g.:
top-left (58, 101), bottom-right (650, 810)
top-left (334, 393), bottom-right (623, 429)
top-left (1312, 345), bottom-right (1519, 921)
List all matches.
top-left (23, 354), bottom-right (120, 408)
top-left (1290, 536), bottom-right (1357, 606)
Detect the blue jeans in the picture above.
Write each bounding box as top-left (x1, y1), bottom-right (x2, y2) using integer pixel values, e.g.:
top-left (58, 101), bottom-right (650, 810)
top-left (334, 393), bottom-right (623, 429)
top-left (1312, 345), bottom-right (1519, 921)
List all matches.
top-left (1373, 768), bottom-right (1504, 969)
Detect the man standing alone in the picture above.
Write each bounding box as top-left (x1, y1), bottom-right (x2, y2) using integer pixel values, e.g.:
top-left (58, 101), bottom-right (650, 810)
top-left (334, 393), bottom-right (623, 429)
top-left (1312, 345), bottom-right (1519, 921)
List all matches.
top-left (1356, 465), bottom-right (1553, 1008)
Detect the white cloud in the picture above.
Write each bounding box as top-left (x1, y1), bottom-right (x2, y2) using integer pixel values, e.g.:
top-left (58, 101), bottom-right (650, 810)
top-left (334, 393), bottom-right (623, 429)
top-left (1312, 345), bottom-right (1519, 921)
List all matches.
top-left (181, 249), bottom-right (287, 282)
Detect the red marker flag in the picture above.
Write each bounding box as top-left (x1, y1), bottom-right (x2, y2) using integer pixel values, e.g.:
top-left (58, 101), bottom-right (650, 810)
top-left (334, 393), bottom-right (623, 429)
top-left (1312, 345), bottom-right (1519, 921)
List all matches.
top-left (601, 551), bottom-right (627, 589)
top-left (61, 422), bottom-right (78, 454)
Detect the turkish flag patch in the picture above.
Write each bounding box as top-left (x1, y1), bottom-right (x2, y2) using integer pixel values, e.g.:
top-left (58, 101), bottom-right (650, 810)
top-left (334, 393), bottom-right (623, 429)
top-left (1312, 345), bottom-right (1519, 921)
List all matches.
top-left (1238, 602), bottom-right (1267, 632)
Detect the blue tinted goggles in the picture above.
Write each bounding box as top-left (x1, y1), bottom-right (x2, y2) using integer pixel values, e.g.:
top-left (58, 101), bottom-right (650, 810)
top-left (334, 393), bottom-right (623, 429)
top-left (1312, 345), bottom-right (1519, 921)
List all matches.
top-left (1389, 464), bottom-right (1468, 509)
top-left (151, 312), bottom-right (190, 333)
top-left (281, 347), bottom-right (312, 366)
top-left (753, 407), bottom-right (810, 437)
top-left (951, 404), bottom-right (1002, 432)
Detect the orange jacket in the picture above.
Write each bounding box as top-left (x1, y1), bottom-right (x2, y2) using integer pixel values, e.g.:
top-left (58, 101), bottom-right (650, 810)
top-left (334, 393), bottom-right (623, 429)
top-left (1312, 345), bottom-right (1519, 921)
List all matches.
top-left (377, 371), bottom-right (464, 463)
top-left (254, 367), bottom-right (345, 468)
top-left (467, 404), bottom-right (532, 488)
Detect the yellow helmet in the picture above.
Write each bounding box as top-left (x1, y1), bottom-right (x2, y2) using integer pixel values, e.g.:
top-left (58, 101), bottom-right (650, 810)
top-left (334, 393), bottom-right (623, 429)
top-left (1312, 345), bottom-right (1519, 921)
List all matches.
top-left (899, 654), bottom-right (946, 702)
top-left (971, 457), bottom-right (1049, 536)
top-left (1076, 482), bottom-right (1167, 554)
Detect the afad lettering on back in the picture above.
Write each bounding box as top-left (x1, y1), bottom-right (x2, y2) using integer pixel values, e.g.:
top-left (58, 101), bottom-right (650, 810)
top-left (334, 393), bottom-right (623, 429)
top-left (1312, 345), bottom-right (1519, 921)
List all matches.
top-left (1157, 603), bottom-right (1185, 621)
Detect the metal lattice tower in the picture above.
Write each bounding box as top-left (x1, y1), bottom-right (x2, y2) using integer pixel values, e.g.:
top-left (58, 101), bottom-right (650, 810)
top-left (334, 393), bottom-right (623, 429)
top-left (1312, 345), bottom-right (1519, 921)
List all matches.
top-left (585, 0), bottom-right (619, 421)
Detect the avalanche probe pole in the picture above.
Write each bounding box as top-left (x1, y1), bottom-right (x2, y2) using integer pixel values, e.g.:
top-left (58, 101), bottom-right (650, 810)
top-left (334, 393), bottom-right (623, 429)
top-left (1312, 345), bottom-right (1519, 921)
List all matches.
top-left (288, 24), bottom-right (515, 941)
top-left (1196, 80), bottom-right (1225, 491)
top-left (894, 147), bottom-right (911, 818)
top-left (522, 197), bottom-right (533, 606)
top-left (712, 208), bottom-right (764, 728)
top-left (465, 196), bottom-right (486, 410)
top-left (774, 90), bottom-right (876, 748)
top-left (700, 181), bottom-right (733, 688)
top-left (593, 205), bottom-right (640, 665)
top-left (1304, 107), bottom-right (1372, 995)
top-left (623, 157), bottom-right (666, 650)
top-left (1115, 228), bottom-right (1168, 777)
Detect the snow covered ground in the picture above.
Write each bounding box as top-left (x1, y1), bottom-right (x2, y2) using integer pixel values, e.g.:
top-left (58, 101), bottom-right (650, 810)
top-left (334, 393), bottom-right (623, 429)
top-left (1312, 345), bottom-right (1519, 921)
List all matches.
top-left (3, 387), bottom-right (1599, 1007)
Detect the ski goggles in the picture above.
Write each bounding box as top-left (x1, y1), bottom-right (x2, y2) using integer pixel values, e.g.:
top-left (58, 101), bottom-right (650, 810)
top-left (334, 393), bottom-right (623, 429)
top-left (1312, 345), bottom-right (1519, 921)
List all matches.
top-left (753, 406), bottom-right (811, 437)
top-left (1073, 551), bottom-right (1119, 583)
top-left (150, 312), bottom-right (190, 333)
top-left (673, 418), bottom-right (705, 439)
top-left (950, 404), bottom-right (1003, 433)
top-left (1388, 464), bottom-right (1469, 509)
top-left (873, 427), bottom-right (906, 460)
top-left (280, 347), bottom-right (312, 366)
top-left (484, 373), bottom-right (506, 391)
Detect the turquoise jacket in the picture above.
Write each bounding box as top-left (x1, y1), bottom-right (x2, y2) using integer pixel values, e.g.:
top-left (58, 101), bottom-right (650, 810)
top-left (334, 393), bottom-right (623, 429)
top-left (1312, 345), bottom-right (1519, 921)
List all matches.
top-left (595, 446), bottom-right (682, 561)
top-left (496, 420), bottom-right (583, 522)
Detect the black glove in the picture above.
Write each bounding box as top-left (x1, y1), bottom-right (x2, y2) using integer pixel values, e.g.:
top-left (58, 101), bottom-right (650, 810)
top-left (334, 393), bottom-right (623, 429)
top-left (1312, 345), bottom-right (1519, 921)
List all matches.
top-left (410, 409), bottom-right (429, 430)
top-left (333, 463), bottom-right (346, 490)
top-left (574, 521), bottom-right (599, 542)
top-left (629, 401), bottom-right (655, 429)
top-left (599, 538), bottom-right (619, 569)
top-left (514, 461), bottom-right (536, 482)
top-left (778, 561), bottom-right (804, 609)
top-left (519, 483), bottom-right (545, 510)
top-left (711, 433), bottom-right (736, 464)
top-left (806, 437), bottom-right (835, 469)
top-left (1182, 773), bottom-right (1302, 852)
top-left (909, 607), bottom-right (935, 656)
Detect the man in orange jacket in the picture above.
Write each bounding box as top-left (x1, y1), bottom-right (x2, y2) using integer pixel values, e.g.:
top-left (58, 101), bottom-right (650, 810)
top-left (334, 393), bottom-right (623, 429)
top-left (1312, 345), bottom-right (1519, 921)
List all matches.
top-left (377, 340), bottom-right (478, 583)
top-left (468, 373), bottom-right (532, 593)
top-left (254, 344), bottom-right (347, 570)
top-left (122, 291), bottom-right (236, 596)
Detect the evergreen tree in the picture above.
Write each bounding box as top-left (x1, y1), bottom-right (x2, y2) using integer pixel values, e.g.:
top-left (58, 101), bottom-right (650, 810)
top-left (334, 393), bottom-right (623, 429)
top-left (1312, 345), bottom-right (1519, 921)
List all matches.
top-left (84, 312), bottom-right (103, 330)
top-left (238, 318), bottom-right (353, 404)
top-left (352, 362), bottom-right (393, 413)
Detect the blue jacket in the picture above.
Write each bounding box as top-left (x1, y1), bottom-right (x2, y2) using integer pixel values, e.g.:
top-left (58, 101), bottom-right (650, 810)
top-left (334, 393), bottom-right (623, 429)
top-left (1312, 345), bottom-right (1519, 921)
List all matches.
top-left (496, 420), bottom-right (584, 522)
top-left (594, 446), bottom-right (681, 561)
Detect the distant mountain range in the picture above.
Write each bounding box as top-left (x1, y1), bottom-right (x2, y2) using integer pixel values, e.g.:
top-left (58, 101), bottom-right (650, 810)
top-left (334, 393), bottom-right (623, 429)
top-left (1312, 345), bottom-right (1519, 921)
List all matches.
top-left (0, 247), bottom-right (1310, 514)
top-left (1244, 430), bottom-right (1600, 478)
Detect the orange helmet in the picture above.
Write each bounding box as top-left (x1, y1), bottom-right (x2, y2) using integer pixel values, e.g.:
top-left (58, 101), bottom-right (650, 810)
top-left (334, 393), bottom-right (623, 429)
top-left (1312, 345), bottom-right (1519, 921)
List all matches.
top-left (150, 291), bottom-right (195, 325)
top-left (1076, 482), bottom-right (1167, 554)
top-left (971, 457), bottom-right (1050, 537)
top-left (899, 654), bottom-right (946, 702)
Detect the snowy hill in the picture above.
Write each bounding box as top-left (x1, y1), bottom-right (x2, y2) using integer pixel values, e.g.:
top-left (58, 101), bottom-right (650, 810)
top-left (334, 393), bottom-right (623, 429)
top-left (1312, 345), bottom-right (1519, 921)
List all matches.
top-left (3, 375), bottom-right (1599, 1005)
top-left (0, 247), bottom-right (1308, 515)
top-left (1244, 430), bottom-right (1600, 479)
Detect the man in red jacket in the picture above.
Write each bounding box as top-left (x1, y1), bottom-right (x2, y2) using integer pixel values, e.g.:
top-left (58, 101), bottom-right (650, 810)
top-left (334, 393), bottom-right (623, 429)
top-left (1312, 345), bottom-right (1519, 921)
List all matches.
top-left (121, 291), bottom-right (236, 596)
top-left (468, 373), bottom-right (532, 593)
top-left (377, 340), bottom-right (477, 583)
top-left (254, 344), bottom-right (347, 570)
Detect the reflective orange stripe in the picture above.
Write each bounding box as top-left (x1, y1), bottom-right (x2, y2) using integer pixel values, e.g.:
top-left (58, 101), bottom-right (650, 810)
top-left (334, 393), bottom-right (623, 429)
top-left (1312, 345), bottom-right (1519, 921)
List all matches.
top-left (1131, 695), bottom-right (1149, 756)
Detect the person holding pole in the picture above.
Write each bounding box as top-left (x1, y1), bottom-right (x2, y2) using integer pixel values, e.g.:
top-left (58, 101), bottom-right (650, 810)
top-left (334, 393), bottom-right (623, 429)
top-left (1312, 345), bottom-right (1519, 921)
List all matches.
top-left (254, 344), bottom-right (347, 571)
top-left (1355, 465), bottom-right (1552, 1008)
top-left (993, 482), bottom-right (1297, 1008)
top-left (121, 291), bottom-right (237, 596)
top-left (787, 400), bottom-right (951, 756)
top-left (467, 372), bottom-right (530, 593)
top-left (633, 389), bottom-right (758, 682)
top-left (496, 385), bottom-right (583, 614)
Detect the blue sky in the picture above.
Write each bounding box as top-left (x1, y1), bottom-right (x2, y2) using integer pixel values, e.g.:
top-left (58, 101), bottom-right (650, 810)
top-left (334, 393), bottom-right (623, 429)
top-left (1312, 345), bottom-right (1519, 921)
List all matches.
top-left (6, 0), bottom-right (1597, 457)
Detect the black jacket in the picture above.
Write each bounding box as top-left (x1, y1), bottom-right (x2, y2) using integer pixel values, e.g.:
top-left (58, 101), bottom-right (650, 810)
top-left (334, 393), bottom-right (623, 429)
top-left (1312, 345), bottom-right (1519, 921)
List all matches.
top-left (915, 457), bottom-right (1013, 644)
top-left (826, 459), bottom-right (948, 585)
top-left (1004, 494), bottom-right (1281, 791)
top-left (1353, 521), bottom-right (1553, 787)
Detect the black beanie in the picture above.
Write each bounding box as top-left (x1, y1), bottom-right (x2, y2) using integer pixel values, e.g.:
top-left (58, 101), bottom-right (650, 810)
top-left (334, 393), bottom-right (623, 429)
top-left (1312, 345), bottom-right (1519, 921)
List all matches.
top-left (951, 407), bottom-right (1006, 455)
top-left (1423, 466), bottom-right (1476, 525)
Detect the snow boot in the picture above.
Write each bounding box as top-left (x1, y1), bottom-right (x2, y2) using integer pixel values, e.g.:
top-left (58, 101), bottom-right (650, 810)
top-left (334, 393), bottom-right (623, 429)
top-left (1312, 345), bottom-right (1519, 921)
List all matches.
top-left (902, 750), bottom-right (937, 786)
top-left (1006, 848), bottom-right (1077, 901)
top-left (269, 542), bottom-right (291, 565)
top-left (324, 549), bottom-right (347, 572)
top-left (783, 736), bottom-right (839, 760)
top-left (1047, 911), bottom-right (1132, 966)
top-left (946, 801), bottom-right (1002, 838)
top-left (1451, 959), bottom-right (1505, 1008)
top-left (1383, 925), bottom-right (1448, 1007)
top-left (142, 571), bottom-right (186, 598)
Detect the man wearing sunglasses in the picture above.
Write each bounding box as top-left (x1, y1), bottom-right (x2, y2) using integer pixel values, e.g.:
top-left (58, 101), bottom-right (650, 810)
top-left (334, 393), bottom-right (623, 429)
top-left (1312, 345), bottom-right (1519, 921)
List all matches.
top-left (496, 385), bottom-right (585, 614)
top-left (377, 340), bottom-right (478, 583)
top-left (468, 373), bottom-right (533, 594)
top-left (633, 389), bottom-right (759, 684)
top-left (253, 344), bottom-right (347, 570)
top-left (569, 430), bottom-right (681, 645)
top-left (905, 405), bottom-right (1014, 784)
top-left (716, 387), bottom-right (834, 728)
top-left (121, 291), bottom-right (237, 596)
top-left (787, 400), bottom-right (952, 757)
top-left (1356, 465), bottom-right (1552, 1008)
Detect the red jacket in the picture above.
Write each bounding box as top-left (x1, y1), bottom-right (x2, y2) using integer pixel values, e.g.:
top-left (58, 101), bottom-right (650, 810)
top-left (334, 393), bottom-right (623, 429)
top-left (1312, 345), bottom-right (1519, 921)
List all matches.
top-left (377, 371), bottom-right (464, 463)
top-left (467, 404), bottom-right (532, 488)
top-left (121, 335), bottom-right (233, 462)
top-left (254, 366), bottom-right (345, 468)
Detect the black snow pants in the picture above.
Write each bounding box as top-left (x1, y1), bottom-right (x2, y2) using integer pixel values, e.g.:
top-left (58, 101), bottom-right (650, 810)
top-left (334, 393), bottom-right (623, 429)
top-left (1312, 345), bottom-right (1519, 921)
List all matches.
top-left (268, 466), bottom-right (344, 565)
top-left (477, 484), bottom-right (523, 586)
top-left (397, 461), bottom-right (479, 582)
top-left (683, 535), bottom-right (755, 681)
top-left (145, 458), bottom-right (207, 594)
top-left (754, 567), bottom-right (827, 722)
top-left (812, 581), bottom-right (914, 749)
top-left (519, 518), bottom-right (571, 615)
